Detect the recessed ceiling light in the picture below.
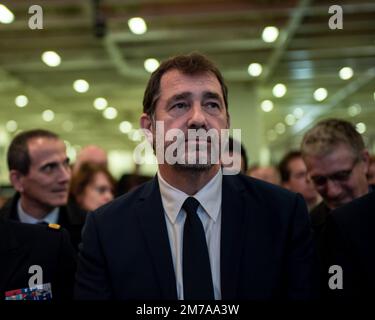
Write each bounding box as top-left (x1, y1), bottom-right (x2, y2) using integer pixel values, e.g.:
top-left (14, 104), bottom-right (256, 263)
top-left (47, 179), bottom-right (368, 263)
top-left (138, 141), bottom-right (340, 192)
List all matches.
top-left (293, 107), bottom-right (304, 119)
top-left (267, 130), bottom-right (277, 141)
top-left (261, 100), bottom-right (274, 112)
top-left (42, 109), bottom-right (55, 122)
top-left (247, 63), bottom-right (262, 77)
top-left (41, 51), bottom-right (61, 67)
top-left (93, 97), bottom-right (108, 110)
top-left (128, 17), bottom-right (147, 35)
top-left (356, 122), bottom-right (366, 134)
top-left (73, 79), bottom-right (89, 93)
top-left (339, 67), bottom-right (353, 80)
top-left (275, 122), bottom-right (286, 134)
top-left (0, 4), bottom-right (14, 24)
top-left (15, 95), bottom-right (28, 107)
top-left (313, 88), bottom-right (328, 102)
top-left (144, 58), bottom-right (159, 73)
top-left (285, 114), bottom-right (296, 126)
top-left (119, 121), bottom-right (132, 134)
top-left (347, 104), bottom-right (361, 117)
top-left (272, 83), bottom-right (287, 98)
top-left (6, 120), bottom-right (18, 132)
top-left (262, 26), bottom-right (279, 43)
top-left (103, 107), bottom-right (118, 119)
top-left (62, 120), bottom-right (74, 132)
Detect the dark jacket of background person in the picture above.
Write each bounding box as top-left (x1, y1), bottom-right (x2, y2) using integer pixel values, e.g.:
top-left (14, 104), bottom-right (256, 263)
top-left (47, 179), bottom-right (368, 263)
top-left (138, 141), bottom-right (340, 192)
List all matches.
top-left (0, 193), bottom-right (86, 251)
top-left (319, 192), bottom-right (375, 299)
top-left (0, 218), bottom-right (76, 300)
top-left (75, 174), bottom-right (318, 300)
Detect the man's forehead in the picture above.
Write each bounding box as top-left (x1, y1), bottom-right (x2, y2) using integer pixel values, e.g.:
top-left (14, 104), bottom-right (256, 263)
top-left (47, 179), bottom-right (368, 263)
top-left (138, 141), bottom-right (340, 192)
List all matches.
top-left (28, 137), bottom-right (66, 161)
top-left (160, 69), bottom-right (222, 94)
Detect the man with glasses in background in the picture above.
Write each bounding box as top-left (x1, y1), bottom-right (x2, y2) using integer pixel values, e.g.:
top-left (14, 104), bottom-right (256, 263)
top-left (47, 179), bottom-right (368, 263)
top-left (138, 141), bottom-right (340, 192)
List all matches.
top-left (301, 118), bottom-right (371, 296)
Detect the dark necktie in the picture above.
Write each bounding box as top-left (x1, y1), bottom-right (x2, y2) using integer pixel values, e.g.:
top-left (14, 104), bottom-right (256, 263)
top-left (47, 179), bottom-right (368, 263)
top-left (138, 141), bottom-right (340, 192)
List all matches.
top-left (182, 197), bottom-right (214, 300)
top-left (37, 221), bottom-right (48, 225)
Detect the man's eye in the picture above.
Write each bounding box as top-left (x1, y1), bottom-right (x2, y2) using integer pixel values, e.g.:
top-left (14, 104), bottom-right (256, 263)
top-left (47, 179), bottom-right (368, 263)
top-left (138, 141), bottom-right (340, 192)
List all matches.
top-left (206, 102), bottom-right (220, 109)
top-left (172, 102), bottom-right (187, 109)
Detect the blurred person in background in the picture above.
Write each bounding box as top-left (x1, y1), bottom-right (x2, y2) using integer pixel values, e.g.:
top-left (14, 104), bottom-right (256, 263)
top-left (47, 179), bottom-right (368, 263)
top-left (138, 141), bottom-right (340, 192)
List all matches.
top-left (0, 129), bottom-right (86, 250)
top-left (69, 163), bottom-right (116, 213)
top-left (247, 165), bottom-right (281, 185)
top-left (301, 119), bottom-right (370, 237)
top-left (221, 137), bottom-right (248, 174)
top-left (367, 154), bottom-right (375, 185)
top-left (278, 150), bottom-right (321, 211)
top-left (72, 145), bottom-right (108, 174)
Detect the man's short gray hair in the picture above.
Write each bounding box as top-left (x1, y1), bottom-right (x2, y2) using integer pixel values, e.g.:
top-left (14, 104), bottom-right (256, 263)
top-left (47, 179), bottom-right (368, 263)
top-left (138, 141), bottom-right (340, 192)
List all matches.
top-left (301, 118), bottom-right (365, 159)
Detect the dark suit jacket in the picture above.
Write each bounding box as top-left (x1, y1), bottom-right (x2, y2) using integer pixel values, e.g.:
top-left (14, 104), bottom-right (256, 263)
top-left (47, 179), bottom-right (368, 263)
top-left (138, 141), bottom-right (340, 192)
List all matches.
top-left (321, 192), bottom-right (375, 299)
top-left (75, 174), bottom-right (318, 300)
top-left (0, 193), bottom-right (86, 251)
top-left (0, 218), bottom-right (77, 300)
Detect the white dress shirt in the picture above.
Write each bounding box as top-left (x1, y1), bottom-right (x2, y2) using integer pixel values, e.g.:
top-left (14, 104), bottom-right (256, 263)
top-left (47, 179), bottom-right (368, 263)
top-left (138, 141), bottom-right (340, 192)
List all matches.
top-left (158, 168), bottom-right (222, 300)
top-left (17, 199), bottom-right (60, 225)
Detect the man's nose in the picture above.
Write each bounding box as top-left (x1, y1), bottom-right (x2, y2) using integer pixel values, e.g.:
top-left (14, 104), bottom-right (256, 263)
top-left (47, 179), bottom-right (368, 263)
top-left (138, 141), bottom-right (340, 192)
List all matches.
top-left (58, 165), bottom-right (71, 183)
top-left (325, 179), bottom-right (342, 198)
top-left (188, 103), bottom-right (207, 128)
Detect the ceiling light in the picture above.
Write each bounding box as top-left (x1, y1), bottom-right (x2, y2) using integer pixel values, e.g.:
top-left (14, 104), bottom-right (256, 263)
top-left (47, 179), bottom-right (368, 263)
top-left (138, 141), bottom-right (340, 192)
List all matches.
top-left (93, 97), bottom-right (108, 110)
top-left (41, 51), bottom-right (61, 67)
top-left (6, 120), bottom-right (17, 132)
top-left (42, 109), bottom-right (55, 122)
top-left (347, 104), bottom-right (361, 117)
top-left (247, 63), bottom-right (262, 77)
top-left (103, 107), bottom-right (118, 119)
top-left (144, 58), bottom-right (159, 73)
top-left (272, 83), bottom-right (287, 98)
top-left (15, 95), bottom-right (28, 107)
top-left (285, 114), bottom-right (296, 126)
top-left (267, 130), bottom-right (277, 141)
top-left (339, 67), bottom-right (353, 80)
top-left (293, 107), bottom-right (304, 119)
top-left (275, 123), bottom-right (286, 134)
top-left (356, 122), bottom-right (366, 134)
top-left (261, 100), bottom-right (274, 112)
top-left (119, 121), bottom-right (132, 134)
top-left (73, 79), bottom-right (89, 93)
top-left (262, 26), bottom-right (279, 43)
top-left (0, 4), bottom-right (14, 24)
top-left (313, 88), bottom-right (328, 101)
top-left (128, 17), bottom-right (147, 35)
top-left (62, 120), bottom-right (74, 132)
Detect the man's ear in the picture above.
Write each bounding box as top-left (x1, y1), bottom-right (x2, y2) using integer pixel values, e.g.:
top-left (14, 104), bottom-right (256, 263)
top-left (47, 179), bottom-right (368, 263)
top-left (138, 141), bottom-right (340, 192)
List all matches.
top-left (9, 170), bottom-right (25, 193)
top-left (361, 149), bottom-right (370, 174)
top-left (140, 113), bottom-right (152, 131)
top-left (226, 113), bottom-right (230, 129)
top-left (140, 113), bottom-right (154, 145)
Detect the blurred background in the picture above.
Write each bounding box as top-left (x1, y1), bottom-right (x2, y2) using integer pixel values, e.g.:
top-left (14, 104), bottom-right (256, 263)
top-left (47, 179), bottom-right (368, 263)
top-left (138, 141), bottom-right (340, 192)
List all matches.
top-left (0, 0), bottom-right (374, 185)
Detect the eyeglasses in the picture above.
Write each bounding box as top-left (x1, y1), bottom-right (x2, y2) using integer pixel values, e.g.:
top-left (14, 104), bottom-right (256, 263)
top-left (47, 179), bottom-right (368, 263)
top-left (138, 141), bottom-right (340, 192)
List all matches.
top-left (310, 158), bottom-right (359, 187)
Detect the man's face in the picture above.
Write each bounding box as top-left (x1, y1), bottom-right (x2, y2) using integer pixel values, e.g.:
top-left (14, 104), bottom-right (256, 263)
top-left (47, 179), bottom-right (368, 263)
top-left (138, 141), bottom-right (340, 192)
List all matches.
top-left (283, 157), bottom-right (319, 203)
top-left (142, 69), bottom-right (229, 170)
top-left (16, 137), bottom-right (71, 212)
top-left (304, 144), bottom-right (369, 209)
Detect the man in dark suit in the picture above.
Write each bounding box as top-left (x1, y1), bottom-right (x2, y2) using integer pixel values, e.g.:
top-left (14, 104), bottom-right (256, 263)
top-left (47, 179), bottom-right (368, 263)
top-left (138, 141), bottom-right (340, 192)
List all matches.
top-left (0, 129), bottom-right (86, 250)
top-left (0, 217), bottom-right (76, 300)
top-left (75, 53), bottom-right (317, 300)
top-left (321, 192), bottom-right (375, 299)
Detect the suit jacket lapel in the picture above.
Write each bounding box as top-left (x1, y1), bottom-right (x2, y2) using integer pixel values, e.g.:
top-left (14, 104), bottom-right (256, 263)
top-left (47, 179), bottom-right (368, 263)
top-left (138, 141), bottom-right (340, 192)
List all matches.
top-left (136, 178), bottom-right (177, 299)
top-left (220, 175), bottom-right (246, 299)
top-left (0, 220), bottom-right (29, 294)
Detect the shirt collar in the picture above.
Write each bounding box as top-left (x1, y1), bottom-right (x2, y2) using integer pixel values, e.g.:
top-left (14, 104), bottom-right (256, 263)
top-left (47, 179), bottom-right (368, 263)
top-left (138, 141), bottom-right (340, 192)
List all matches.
top-left (17, 199), bottom-right (60, 224)
top-left (157, 168), bottom-right (222, 224)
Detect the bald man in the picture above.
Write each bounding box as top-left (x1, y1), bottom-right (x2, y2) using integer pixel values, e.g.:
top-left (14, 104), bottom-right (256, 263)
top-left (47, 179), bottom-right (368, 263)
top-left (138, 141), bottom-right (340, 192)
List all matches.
top-left (73, 145), bottom-right (108, 174)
